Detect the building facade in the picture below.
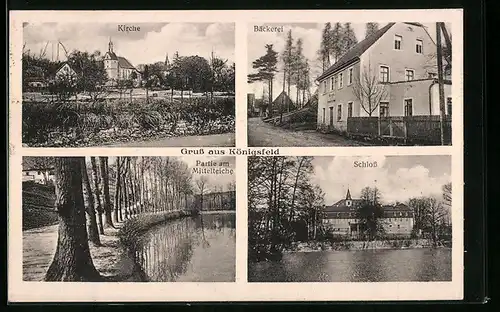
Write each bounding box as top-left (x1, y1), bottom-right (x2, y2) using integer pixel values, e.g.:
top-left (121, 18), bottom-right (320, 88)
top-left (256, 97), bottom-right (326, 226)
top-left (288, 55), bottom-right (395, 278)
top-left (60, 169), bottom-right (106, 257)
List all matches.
top-left (22, 168), bottom-right (55, 184)
top-left (103, 39), bottom-right (142, 86)
top-left (323, 189), bottom-right (414, 237)
top-left (317, 22), bottom-right (452, 132)
top-left (54, 62), bottom-right (78, 83)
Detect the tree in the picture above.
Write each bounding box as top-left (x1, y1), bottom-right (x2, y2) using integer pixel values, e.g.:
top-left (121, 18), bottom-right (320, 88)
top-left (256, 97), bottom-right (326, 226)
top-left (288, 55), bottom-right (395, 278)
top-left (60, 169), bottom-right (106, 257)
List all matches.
top-left (356, 187), bottom-right (385, 240)
top-left (196, 176), bottom-right (209, 212)
top-left (352, 62), bottom-right (389, 119)
top-left (248, 44), bottom-right (279, 116)
top-left (364, 23), bottom-right (380, 39)
top-left (99, 157), bottom-right (114, 228)
top-left (318, 23), bottom-right (332, 71)
top-left (90, 157), bottom-right (105, 234)
top-left (282, 30), bottom-right (295, 97)
top-left (22, 157), bottom-right (54, 184)
top-left (341, 23), bottom-right (358, 55)
top-left (81, 158), bottom-right (101, 246)
top-left (330, 23), bottom-right (344, 63)
top-left (67, 51), bottom-right (108, 103)
top-left (142, 65), bottom-right (150, 103)
top-left (44, 157), bottom-right (101, 281)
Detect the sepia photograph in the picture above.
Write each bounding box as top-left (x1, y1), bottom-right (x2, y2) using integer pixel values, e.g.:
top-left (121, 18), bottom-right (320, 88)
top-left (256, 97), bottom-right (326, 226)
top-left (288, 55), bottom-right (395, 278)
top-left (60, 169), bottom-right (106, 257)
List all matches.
top-left (22, 156), bottom-right (236, 282)
top-left (248, 155), bottom-right (452, 282)
top-left (247, 22), bottom-right (452, 147)
top-left (22, 23), bottom-right (235, 147)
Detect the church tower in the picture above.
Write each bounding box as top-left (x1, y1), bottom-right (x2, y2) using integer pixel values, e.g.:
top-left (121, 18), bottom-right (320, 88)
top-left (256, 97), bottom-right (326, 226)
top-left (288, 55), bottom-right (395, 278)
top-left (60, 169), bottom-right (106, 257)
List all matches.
top-left (104, 37), bottom-right (119, 82)
top-left (345, 188), bottom-right (353, 208)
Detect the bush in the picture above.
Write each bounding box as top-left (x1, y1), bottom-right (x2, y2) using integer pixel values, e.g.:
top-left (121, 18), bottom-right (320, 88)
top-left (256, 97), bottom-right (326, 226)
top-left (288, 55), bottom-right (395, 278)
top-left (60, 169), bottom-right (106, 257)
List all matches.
top-left (22, 97), bottom-right (235, 146)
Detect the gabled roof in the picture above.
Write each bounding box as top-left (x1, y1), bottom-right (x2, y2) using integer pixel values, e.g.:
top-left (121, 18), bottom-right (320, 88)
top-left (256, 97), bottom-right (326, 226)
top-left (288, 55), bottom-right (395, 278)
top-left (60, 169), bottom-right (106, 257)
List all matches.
top-left (105, 51), bottom-right (118, 60)
top-left (316, 23), bottom-right (396, 81)
top-left (117, 56), bottom-right (136, 69)
top-left (272, 91), bottom-right (294, 106)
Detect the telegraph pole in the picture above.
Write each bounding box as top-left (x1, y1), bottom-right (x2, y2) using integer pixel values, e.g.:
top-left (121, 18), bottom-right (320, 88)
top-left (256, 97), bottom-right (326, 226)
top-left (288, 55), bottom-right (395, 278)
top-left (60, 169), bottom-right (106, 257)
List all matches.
top-left (436, 22), bottom-right (446, 146)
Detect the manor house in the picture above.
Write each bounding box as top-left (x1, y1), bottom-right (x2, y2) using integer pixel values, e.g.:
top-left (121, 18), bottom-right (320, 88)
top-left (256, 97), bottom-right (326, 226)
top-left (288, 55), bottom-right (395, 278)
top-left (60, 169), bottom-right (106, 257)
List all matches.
top-left (323, 189), bottom-right (414, 237)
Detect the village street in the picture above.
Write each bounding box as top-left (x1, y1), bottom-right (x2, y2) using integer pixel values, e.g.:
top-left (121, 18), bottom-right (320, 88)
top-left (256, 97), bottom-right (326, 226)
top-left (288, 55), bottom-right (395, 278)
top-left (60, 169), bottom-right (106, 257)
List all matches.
top-left (247, 118), bottom-right (368, 147)
top-left (104, 133), bottom-right (235, 147)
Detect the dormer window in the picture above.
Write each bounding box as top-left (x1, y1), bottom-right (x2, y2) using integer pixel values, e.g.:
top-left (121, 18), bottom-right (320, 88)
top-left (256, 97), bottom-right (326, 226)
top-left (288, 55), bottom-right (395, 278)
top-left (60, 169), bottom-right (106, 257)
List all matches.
top-left (394, 35), bottom-right (402, 50)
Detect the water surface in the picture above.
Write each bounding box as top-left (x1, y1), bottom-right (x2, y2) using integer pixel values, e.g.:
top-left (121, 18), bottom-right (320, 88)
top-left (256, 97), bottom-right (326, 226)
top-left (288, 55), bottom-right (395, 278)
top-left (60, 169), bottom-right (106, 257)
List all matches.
top-left (248, 248), bottom-right (451, 282)
top-left (131, 212), bottom-right (235, 282)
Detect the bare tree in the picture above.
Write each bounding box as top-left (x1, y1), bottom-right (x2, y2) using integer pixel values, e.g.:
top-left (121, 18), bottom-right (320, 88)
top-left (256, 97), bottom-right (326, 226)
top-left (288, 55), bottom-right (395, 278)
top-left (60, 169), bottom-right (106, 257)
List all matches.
top-left (196, 176), bottom-right (209, 212)
top-left (352, 64), bottom-right (389, 118)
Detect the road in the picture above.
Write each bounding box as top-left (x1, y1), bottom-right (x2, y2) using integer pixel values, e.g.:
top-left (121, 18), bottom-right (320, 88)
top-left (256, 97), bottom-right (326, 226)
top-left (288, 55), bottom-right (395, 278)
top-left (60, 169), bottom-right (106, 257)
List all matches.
top-left (104, 133), bottom-right (235, 147)
top-left (247, 118), bottom-right (367, 147)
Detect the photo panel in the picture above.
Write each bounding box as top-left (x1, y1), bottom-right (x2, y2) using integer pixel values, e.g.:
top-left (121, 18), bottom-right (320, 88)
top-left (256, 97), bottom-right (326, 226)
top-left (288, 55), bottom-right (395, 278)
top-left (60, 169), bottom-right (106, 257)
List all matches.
top-left (21, 156), bottom-right (236, 282)
top-left (22, 22), bottom-right (235, 148)
top-left (247, 22), bottom-right (453, 147)
top-left (248, 155), bottom-right (452, 283)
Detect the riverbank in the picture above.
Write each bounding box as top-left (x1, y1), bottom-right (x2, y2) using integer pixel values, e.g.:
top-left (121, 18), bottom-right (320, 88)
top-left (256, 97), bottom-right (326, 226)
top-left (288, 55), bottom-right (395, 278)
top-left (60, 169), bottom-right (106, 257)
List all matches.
top-left (23, 210), bottom-right (192, 281)
top-left (285, 239), bottom-right (450, 253)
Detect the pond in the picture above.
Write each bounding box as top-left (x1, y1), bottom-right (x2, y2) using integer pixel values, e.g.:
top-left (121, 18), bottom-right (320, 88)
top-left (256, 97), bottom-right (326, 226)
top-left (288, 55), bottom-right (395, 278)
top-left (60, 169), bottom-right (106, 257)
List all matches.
top-left (130, 212), bottom-right (235, 282)
top-left (248, 248), bottom-right (451, 282)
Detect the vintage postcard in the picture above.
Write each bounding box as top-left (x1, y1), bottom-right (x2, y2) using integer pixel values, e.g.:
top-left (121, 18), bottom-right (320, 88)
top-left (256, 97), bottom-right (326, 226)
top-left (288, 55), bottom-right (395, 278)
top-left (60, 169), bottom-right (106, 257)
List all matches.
top-left (8, 9), bottom-right (463, 302)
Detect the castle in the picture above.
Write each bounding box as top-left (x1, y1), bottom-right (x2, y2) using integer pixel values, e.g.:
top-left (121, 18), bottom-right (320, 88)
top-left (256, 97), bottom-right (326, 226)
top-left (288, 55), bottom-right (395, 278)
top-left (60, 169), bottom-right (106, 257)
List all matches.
top-left (323, 188), bottom-right (415, 237)
top-left (103, 39), bottom-right (141, 86)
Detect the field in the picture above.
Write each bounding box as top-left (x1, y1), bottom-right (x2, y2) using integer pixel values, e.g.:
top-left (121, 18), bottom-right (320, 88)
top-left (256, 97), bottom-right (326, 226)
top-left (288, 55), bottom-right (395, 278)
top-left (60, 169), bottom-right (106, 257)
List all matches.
top-left (22, 95), bottom-right (235, 147)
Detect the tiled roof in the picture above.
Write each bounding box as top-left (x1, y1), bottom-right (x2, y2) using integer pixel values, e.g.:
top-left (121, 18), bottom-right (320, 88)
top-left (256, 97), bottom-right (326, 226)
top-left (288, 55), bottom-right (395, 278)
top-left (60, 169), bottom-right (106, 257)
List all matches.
top-left (117, 56), bottom-right (136, 69)
top-left (272, 91), bottom-right (294, 106)
top-left (106, 51), bottom-right (118, 60)
top-left (316, 23), bottom-right (396, 81)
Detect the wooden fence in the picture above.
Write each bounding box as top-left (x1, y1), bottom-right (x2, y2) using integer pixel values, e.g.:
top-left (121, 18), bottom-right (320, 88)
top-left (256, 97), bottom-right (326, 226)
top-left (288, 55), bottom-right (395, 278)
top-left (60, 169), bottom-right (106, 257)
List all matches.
top-left (347, 115), bottom-right (451, 145)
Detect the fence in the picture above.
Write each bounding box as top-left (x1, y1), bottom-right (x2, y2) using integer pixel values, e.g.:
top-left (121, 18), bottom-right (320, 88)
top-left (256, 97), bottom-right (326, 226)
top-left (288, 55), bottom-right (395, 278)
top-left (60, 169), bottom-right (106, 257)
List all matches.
top-left (347, 115), bottom-right (451, 145)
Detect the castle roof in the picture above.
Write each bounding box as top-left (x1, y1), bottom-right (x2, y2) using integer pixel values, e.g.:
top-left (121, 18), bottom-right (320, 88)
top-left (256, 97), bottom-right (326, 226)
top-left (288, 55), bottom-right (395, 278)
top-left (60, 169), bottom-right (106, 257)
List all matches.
top-left (117, 56), bottom-right (136, 69)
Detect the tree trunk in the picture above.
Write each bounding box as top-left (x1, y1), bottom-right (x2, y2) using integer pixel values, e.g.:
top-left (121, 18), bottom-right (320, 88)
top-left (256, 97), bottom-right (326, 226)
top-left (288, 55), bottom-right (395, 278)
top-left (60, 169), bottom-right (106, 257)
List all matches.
top-left (44, 157), bottom-right (102, 281)
top-left (113, 157), bottom-right (121, 223)
top-left (99, 157), bottom-right (114, 228)
top-left (81, 158), bottom-right (101, 246)
top-left (90, 157), bottom-right (104, 235)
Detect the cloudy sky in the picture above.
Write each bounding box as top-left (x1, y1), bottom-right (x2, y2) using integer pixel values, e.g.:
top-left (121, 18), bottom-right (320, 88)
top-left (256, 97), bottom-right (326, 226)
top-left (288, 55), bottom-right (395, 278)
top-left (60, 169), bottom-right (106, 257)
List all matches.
top-left (247, 22), bottom-right (446, 100)
top-left (23, 22), bottom-right (235, 66)
top-left (310, 155), bottom-right (451, 205)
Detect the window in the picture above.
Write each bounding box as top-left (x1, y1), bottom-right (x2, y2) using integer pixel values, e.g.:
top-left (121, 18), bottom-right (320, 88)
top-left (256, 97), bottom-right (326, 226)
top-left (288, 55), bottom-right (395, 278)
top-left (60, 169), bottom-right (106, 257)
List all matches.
top-left (348, 102), bottom-right (353, 118)
top-left (322, 108), bottom-right (326, 123)
top-left (339, 73), bottom-right (344, 88)
top-left (337, 104), bottom-right (342, 121)
top-left (416, 39), bottom-right (423, 54)
top-left (447, 97), bottom-right (452, 116)
top-left (330, 77), bottom-right (334, 91)
top-left (394, 35), bottom-right (402, 50)
top-left (348, 68), bottom-right (353, 85)
top-left (329, 107), bottom-right (334, 126)
top-left (334, 75), bottom-right (338, 88)
top-left (405, 69), bottom-right (415, 81)
top-left (379, 66), bottom-right (390, 82)
top-left (379, 101), bottom-right (389, 117)
top-left (404, 99), bottom-right (413, 116)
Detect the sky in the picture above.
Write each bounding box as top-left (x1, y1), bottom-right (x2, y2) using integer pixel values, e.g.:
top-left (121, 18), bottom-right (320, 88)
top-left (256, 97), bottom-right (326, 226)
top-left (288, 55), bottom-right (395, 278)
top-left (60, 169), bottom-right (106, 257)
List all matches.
top-left (310, 155), bottom-right (451, 205)
top-left (247, 22), bottom-right (448, 100)
top-left (23, 22), bottom-right (235, 66)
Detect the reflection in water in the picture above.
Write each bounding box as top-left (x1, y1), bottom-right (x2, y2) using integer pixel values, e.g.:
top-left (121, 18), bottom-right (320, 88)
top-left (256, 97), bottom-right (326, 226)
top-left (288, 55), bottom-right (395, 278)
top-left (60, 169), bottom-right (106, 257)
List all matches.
top-left (131, 212), bottom-right (236, 282)
top-left (248, 248), bottom-right (452, 282)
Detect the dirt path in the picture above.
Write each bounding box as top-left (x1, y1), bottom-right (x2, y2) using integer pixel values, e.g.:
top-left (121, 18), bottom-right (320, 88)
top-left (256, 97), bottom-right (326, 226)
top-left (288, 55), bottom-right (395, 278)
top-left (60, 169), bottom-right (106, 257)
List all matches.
top-left (104, 133), bottom-right (235, 147)
top-left (23, 223), bottom-right (126, 281)
top-left (247, 118), bottom-right (368, 147)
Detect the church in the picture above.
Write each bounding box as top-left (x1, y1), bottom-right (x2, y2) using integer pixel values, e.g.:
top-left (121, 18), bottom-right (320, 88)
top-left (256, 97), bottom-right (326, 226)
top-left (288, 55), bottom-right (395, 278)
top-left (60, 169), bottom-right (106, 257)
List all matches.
top-left (323, 189), bottom-right (415, 238)
top-left (103, 39), bottom-right (142, 86)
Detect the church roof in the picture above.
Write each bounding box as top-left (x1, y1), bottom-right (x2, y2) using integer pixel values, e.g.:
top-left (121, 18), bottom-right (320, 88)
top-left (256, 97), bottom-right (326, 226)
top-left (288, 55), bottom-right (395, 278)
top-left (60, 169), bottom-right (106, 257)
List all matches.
top-left (117, 56), bottom-right (136, 69)
top-left (105, 51), bottom-right (118, 60)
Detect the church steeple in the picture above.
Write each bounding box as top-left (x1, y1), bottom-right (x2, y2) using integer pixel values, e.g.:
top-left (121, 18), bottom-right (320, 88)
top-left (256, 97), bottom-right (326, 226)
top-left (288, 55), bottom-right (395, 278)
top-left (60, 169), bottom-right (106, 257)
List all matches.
top-left (346, 188), bottom-right (352, 200)
top-left (108, 38), bottom-right (114, 53)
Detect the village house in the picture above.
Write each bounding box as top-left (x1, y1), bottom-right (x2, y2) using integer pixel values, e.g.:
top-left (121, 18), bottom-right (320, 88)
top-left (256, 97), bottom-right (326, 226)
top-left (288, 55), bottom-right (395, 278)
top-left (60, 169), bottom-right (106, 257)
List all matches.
top-left (22, 167), bottom-right (55, 184)
top-left (323, 189), bottom-right (414, 237)
top-left (54, 62), bottom-right (78, 82)
top-left (103, 39), bottom-right (142, 86)
top-left (316, 22), bottom-right (452, 133)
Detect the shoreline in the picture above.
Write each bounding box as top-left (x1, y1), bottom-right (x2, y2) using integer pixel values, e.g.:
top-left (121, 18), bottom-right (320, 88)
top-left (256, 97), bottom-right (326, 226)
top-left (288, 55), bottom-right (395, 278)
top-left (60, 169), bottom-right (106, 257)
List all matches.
top-left (23, 210), bottom-right (193, 282)
top-left (283, 239), bottom-right (451, 253)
